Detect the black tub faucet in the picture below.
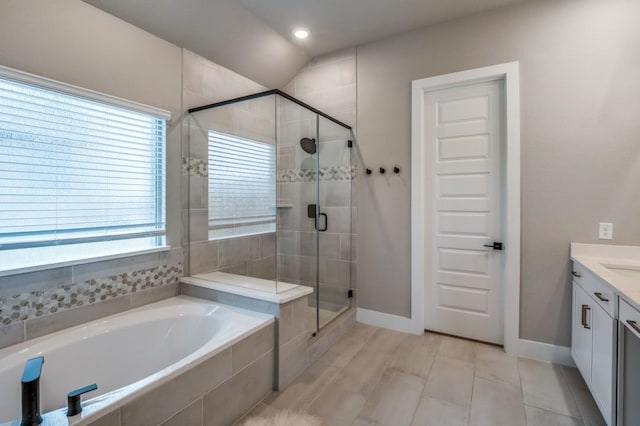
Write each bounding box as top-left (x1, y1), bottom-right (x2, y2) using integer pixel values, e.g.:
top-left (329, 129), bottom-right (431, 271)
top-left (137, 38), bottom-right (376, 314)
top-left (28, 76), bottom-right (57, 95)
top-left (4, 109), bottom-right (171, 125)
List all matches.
top-left (21, 356), bottom-right (44, 426)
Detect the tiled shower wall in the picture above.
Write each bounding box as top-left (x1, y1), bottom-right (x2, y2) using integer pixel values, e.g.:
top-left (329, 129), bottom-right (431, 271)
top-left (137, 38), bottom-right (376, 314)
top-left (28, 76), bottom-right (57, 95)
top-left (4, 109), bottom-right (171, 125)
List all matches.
top-left (279, 48), bottom-right (358, 310)
top-left (182, 50), bottom-right (278, 279)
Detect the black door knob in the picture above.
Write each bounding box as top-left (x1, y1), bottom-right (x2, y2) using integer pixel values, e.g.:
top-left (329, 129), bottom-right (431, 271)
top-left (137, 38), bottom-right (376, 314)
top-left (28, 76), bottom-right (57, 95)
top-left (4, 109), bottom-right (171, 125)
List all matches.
top-left (483, 242), bottom-right (503, 250)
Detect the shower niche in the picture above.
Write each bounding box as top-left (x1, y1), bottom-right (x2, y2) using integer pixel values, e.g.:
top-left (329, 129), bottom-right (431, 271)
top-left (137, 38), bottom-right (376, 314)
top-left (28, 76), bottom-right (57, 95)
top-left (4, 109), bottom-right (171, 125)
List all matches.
top-left (185, 90), bottom-right (356, 333)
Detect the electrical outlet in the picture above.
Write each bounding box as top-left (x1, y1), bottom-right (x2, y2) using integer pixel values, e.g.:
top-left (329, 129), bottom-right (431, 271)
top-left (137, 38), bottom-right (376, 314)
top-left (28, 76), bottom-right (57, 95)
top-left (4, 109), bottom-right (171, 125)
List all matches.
top-left (599, 222), bottom-right (613, 240)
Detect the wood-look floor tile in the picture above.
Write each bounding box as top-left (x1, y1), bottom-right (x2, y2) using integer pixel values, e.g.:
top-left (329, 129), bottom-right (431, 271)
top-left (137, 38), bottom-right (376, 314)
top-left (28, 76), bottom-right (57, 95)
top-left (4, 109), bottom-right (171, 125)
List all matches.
top-left (306, 382), bottom-right (368, 426)
top-left (525, 405), bottom-right (584, 426)
top-left (423, 355), bottom-right (475, 408)
top-left (318, 323), bottom-right (377, 368)
top-left (358, 369), bottom-right (425, 426)
top-left (469, 377), bottom-right (525, 426)
top-left (411, 397), bottom-right (469, 426)
top-left (438, 334), bottom-right (477, 362)
top-left (518, 358), bottom-right (581, 418)
top-left (264, 360), bottom-right (341, 411)
top-left (335, 349), bottom-right (392, 395)
top-left (475, 344), bottom-right (520, 387)
top-left (391, 333), bottom-right (440, 378)
top-left (367, 328), bottom-right (410, 354)
top-left (566, 386), bottom-right (606, 426)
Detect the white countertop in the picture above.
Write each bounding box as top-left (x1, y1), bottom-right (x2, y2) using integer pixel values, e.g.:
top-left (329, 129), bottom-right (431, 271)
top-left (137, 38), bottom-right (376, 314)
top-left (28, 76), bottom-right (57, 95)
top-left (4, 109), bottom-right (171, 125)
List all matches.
top-left (571, 243), bottom-right (640, 312)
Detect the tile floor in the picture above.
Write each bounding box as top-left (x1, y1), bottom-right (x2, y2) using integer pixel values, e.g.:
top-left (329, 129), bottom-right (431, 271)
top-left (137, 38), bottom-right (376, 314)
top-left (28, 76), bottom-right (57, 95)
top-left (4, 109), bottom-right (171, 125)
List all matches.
top-left (239, 323), bottom-right (606, 426)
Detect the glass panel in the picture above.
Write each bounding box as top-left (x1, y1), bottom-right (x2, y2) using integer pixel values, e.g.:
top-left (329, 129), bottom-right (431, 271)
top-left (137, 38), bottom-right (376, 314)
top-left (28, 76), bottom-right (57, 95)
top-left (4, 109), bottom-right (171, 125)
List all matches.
top-left (187, 95), bottom-right (278, 293)
top-left (316, 116), bottom-right (354, 329)
top-left (275, 96), bottom-right (319, 331)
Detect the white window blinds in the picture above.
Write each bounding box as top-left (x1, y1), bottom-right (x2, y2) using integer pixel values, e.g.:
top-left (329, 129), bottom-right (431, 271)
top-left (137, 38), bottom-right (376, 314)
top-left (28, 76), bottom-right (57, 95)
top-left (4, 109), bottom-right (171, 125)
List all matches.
top-left (208, 131), bottom-right (276, 239)
top-left (0, 75), bottom-right (166, 252)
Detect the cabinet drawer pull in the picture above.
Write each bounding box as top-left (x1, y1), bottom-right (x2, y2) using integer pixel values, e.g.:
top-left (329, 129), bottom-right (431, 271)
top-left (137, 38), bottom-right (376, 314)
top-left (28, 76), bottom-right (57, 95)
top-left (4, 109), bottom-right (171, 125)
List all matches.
top-left (594, 292), bottom-right (609, 302)
top-left (627, 320), bottom-right (640, 334)
top-left (581, 304), bottom-right (591, 329)
top-left (572, 271), bottom-right (582, 278)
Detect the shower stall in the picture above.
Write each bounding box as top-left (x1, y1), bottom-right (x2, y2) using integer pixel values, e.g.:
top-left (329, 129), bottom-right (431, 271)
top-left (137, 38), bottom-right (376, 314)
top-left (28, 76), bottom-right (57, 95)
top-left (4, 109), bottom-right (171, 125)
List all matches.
top-left (184, 90), bottom-right (356, 333)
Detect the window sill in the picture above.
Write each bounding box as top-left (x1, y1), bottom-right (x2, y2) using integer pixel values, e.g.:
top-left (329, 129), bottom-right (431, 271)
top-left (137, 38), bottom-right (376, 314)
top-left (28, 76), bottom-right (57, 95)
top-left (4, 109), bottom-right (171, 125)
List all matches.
top-left (0, 246), bottom-right (172, 278)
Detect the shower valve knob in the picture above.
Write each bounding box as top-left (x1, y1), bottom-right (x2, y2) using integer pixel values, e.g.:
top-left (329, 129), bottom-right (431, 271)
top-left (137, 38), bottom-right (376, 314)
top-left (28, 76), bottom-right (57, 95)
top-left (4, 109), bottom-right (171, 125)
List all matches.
top-left (379, 167), bottom-right (386, 174)
top-left (365, 168), bottom-right (372, 175)
top-left (394, 167), bottom-right (400, 174)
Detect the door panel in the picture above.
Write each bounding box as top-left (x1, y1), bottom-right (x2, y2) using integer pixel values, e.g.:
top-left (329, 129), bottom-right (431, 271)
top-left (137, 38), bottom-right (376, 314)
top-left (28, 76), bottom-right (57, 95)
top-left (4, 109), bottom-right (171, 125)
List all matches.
top-left (591, 301), bottom-right (614, 423)
top-left (572, 282), bottom-right (592, 382)
top-left (424, 80), bottom-right (503, 344)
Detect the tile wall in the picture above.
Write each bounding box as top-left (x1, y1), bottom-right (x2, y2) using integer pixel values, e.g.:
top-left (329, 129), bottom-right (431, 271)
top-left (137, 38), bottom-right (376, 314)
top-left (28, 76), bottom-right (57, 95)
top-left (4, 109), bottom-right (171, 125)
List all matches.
top-left (182, 50), bottom-right (279, 281)
top-left (0, 248), bottom-right (183, 349)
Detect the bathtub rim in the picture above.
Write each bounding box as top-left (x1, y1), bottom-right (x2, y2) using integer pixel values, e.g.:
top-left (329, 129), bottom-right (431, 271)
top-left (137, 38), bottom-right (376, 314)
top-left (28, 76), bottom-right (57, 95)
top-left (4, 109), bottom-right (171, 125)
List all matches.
top-left (0, 295), bottom-right (275, 426)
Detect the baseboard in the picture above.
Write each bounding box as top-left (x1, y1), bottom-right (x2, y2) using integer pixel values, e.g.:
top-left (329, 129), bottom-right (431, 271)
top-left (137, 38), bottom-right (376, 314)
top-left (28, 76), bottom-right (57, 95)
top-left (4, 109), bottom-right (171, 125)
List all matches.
top-left (517, 338), bottom-right (574, 366)
top-left (356, 308), bottom-right (422, 335)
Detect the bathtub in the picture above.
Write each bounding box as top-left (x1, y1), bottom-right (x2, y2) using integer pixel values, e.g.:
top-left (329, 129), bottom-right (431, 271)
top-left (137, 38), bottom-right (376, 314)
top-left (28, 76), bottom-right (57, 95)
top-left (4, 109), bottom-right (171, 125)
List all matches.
top-left (0, 296), bottom-right (274, 425)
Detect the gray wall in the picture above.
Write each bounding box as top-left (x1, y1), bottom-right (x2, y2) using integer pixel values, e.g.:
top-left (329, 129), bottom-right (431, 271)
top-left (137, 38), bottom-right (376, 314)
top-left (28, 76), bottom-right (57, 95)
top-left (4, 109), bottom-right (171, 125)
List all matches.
top-left (356, 0), bottom-right (640, 346)
top-left (0, 0), bottom-right (183, 246)
top-left (0, 0), bottom-right (185, 348)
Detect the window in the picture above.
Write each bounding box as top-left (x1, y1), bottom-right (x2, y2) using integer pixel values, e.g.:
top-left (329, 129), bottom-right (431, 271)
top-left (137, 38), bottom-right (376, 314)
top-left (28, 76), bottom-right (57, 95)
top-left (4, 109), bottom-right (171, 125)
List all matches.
top-left (208, 131), bottom-right (276, 239)
top-left (0, 67), bottom-right (168, 273)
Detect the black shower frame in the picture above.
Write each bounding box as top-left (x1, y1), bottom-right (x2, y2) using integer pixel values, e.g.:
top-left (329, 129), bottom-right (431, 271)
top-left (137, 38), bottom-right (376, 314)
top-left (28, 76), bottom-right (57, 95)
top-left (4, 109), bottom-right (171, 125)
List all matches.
top-left (188, 89), bottom-right (352, 130)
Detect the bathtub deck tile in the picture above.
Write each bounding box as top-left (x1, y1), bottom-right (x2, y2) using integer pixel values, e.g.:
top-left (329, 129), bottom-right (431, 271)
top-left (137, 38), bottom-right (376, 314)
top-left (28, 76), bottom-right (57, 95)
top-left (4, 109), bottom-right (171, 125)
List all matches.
top-left (86, 408), bottom-right (121, 426)
top-left (203, 350), bottom-right (274, 426)
top-left (161, 399), bottom-right (203, 426)
top-left (231, 323), bottom-right (275, 374)
top-left (121, 348), bottom-right (232, 426)
top-left (278, 332), bottom-right (309, 389)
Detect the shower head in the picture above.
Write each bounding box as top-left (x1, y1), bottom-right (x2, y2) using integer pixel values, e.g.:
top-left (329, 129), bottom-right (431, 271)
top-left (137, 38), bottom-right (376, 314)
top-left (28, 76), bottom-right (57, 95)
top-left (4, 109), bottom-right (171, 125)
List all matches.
top-left (300, 137), bottom-right (316, 155)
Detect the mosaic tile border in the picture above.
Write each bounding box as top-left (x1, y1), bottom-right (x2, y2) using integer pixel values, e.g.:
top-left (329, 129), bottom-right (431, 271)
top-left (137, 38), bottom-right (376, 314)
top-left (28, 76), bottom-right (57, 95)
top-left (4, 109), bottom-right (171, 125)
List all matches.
top-left (0, 262), bottom-right (183, 325)
top-left (185, 157), bottom-right (355, 182)
top-left (183, 157), bottom-right (208, 178)
top-left (277, 165), bottom-right (356, 183)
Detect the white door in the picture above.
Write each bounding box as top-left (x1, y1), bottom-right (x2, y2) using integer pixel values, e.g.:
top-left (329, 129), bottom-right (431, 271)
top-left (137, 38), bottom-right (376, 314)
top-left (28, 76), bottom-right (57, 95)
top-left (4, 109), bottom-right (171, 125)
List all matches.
top-left (424, 80), bottom-right (504, 344)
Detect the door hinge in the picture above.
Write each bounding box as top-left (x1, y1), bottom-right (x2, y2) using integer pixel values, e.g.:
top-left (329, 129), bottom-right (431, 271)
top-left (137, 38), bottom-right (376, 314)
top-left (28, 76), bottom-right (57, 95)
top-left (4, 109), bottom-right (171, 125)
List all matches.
top-left (347, 289), bottom-right (353, 298)
top-left (347, 140), bottom-right (353, 148)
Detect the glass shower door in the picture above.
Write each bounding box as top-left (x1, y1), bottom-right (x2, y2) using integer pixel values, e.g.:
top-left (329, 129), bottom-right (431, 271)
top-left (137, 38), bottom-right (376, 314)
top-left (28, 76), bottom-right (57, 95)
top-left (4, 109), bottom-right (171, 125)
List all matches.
top-left (275, 97), bottom-right (319, 331)
top-left (315, 116), bottom-right (354, 329)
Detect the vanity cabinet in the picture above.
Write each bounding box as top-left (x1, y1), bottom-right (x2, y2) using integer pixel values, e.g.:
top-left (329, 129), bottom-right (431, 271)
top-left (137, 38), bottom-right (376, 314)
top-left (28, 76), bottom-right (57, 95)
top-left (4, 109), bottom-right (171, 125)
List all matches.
top-left (571, 278), bottom-right (616, 426)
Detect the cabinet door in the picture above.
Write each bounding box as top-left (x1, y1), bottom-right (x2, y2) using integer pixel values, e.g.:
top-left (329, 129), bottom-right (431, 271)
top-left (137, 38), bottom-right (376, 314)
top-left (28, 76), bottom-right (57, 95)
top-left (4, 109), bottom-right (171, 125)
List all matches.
top-left (572, 282), bottom-right (592, 381)
top-left (592, 301), bottom-right (615, 425)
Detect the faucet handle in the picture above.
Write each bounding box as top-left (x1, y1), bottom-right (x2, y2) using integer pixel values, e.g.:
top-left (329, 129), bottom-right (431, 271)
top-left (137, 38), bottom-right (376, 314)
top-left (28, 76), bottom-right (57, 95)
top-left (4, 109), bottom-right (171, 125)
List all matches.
top-left (67, 383), bottom-right (97, 417)
top-left (22, 356), bottom-right (44, 383)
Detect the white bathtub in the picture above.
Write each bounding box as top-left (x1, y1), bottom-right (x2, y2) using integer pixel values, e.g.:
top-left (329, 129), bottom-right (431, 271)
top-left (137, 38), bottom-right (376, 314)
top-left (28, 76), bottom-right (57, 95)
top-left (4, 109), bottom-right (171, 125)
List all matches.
top-left (0, 296), bottom-right (274, 425)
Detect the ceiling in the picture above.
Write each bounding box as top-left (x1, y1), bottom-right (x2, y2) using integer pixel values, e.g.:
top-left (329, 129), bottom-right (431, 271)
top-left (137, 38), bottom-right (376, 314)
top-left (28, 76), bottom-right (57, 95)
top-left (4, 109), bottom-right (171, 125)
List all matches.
top-left (240, 0), bottom-right (529, 57)
top-left (84, 0), bottom-right (529, 88)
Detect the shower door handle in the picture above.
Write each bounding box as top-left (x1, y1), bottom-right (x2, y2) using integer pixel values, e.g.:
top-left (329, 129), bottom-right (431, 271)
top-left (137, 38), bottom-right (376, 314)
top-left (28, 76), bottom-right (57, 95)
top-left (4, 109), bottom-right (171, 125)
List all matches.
top-left (308, 204), bottom-right (328, 231)
top-left (319, 213), bottom-right (328, 232)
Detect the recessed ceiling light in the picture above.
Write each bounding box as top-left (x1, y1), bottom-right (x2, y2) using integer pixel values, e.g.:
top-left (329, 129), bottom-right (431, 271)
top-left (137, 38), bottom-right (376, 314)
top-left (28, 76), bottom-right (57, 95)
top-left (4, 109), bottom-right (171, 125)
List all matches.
top-left (293, 28), bottom-right (309, 39)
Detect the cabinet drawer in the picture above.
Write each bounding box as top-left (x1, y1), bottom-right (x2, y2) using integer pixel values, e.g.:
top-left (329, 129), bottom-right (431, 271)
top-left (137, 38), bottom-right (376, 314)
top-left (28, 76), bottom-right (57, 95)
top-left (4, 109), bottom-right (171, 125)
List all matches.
top-left (571, 262), bottom-right (588, 286)
top-left (620, 298), bottom-right (640, 340)
top-left (572, 261), bottom-right (615, 318)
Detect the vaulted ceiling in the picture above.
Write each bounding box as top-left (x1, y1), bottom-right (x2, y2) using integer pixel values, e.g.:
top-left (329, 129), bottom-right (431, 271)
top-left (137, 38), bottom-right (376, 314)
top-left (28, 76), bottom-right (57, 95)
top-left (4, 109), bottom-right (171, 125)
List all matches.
top-left (84, 0), bottom-right (529, 88)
